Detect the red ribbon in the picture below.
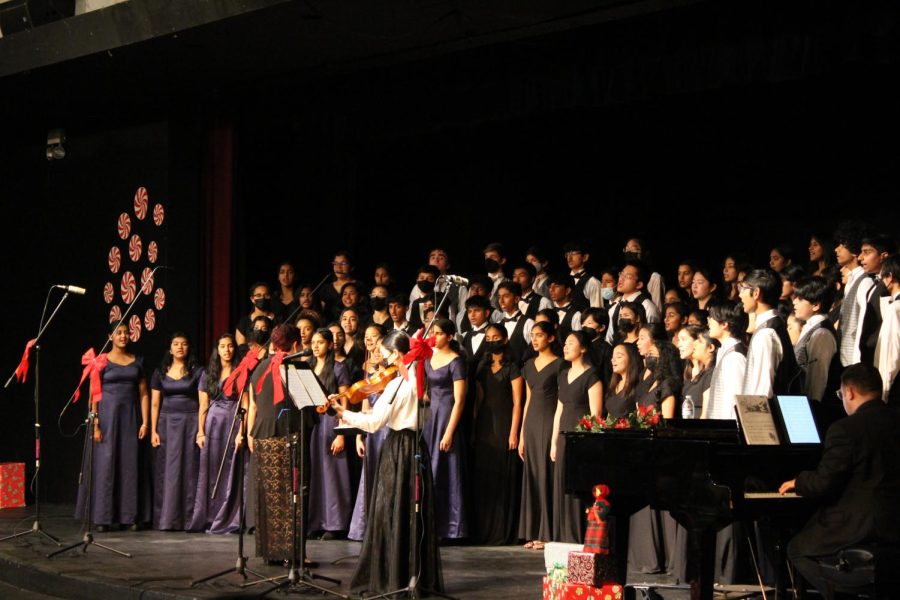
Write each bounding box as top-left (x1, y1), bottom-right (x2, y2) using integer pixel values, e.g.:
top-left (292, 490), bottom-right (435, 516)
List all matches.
top-left (403, 332), bottom-right (435, 400)
top-left (223, 351), bottom-right (261, 397)
top-left (14, 339), bottom-right (37, 383)
top-left (255, 351), bottom-right (286, 405)
top-left (74, 348), bottom-right (108, 403)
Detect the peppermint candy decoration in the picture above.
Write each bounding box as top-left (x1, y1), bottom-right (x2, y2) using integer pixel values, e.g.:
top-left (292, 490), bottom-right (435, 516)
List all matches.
top-left (117, 213), bottom-right (131, 240)
top-left (141, 267), bottom-right (154, 295)
top-left (120, 271), bottom-right (136, 304)
top-left (129, 315), bottom-right (142, 342)
top-left (134, 187), bottom-right (148, 220)
top-left (147, 240), bottom-right (158, 264)
top-left (108, 246), bottom-right (121, 273)
top-left (129, 234), bottom-right (142, 262)
top-left (154, 287), bottom-right (166, 310)
top-left (144, 308), bottom-right (156, 331)
top-left (108, 305), bottom-right (122, 324)
top-left (153, 203), bottom-right (165, 226)
top-left (103, 282), bottom-right (114, 304)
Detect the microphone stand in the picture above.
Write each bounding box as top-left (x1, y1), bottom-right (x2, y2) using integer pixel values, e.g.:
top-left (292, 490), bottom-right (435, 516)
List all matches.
top-left (49, 266), bottom-right (167, 559)
top-left (1, 286), bottom-right (73, 546)
top-left (364, 284), bottom-right (459, 600)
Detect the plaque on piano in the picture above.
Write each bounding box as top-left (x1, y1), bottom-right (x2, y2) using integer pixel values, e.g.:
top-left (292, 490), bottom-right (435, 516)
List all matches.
top-left (734, 395), bottom-right (780, 445)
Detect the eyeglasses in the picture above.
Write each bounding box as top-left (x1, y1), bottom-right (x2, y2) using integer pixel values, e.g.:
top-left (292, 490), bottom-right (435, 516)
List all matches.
top-left (618, 271), bottom-right (636, 280)
top-left (737, 283), bottom-right (753, 293)
top-left (835, 389), bottom-right (844, 402)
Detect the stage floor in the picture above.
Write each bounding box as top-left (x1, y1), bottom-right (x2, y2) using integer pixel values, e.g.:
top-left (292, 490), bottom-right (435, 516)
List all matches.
top-left (0, 505), bottom-right (733, 599)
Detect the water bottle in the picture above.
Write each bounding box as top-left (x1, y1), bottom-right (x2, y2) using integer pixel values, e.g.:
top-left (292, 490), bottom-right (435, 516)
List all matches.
top-left (682, 395), bottom-right (695, 419)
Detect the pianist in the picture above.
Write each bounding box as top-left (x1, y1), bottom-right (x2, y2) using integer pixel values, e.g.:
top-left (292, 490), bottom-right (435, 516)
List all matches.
top-left (779, 363), bottom-right (900, 597)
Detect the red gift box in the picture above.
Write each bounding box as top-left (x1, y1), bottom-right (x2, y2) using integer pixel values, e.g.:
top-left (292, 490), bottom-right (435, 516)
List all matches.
top-left (567, 550), bottom-right (618, 587)
top-left (561, 582), bottom-right (623, 600)
top-left (0, 462), bottom-right (26, 508)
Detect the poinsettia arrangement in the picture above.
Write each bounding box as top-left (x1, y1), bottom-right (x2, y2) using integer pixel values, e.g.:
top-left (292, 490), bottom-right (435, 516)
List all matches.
top-left (575, 404), bottom-right (662, 432)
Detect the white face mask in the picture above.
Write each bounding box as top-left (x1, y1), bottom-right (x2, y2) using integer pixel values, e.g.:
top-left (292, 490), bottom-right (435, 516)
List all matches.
top-left (529, 260), bottom-right (543, 274)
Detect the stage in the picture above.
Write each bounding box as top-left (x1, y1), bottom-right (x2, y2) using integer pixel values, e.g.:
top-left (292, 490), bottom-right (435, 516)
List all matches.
top-left (0, 505), bottom-right (718, 600)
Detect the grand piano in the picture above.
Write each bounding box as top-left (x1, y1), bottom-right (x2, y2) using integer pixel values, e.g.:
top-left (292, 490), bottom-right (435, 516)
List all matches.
top-left (565, 420), bottom-right (821, 600)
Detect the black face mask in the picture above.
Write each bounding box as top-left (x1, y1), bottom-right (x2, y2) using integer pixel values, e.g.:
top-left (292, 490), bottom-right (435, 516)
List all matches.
top-left (252, 329), bottom-right (270, 345)
top-left (618, 318), bottom-right (636, 333)
top-left (370, 297), bottom-right (387, 311)
top-left (254, 298), bottom-right (273, 312)
top-left (417, 280), bottom-right (435, 294)
top-left (645, 355), bottom-right (659, 371)
top-left (581, 326), bottom-right (598, 341)
top-left (623, 251), bottom-right (641, 261)
top-left (484, 258), bottom-right (500, 273)
top-left (483, 340), bottom-right (506, 353)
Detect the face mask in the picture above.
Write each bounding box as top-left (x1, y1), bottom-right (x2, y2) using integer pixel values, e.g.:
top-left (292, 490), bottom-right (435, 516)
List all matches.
top-left (601, 287), bottom-right (616, 301)
top-left (252, 329), bottom-right (270, 345)
top-left (254, 298), bottom-right (272, 312)
top-left (529, 260), bottom-right (543, 274)
top-left (618, 318), bottom-right (636, 333)
top-left (581, 326), bottom-right (598, 341)
top-left (370, 297), bottom-right (387, 311)
top-left (645, 355), bottom-right (659, 371)
top-left (417, 280), bottom-right (435, 294)
top-left (484, 258), bottom-right (500, 273)
top-left (483, 340), bottom-right (506, 353)
top-left (623, 251), bottom-right (641, 261)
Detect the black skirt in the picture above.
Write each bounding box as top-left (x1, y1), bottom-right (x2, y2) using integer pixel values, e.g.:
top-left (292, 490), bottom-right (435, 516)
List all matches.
top-left (352, 429), bottom-right (444, 595)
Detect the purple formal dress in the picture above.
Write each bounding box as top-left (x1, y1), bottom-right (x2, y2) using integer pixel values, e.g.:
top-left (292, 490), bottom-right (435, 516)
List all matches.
top-left (151, 366), bottom-right (203, 530)
top-left (424, 355), bottom-right (468, 539)
top-left (187, 372), bottom-right (246, 533)
top-left (347, 392), bottom-right (389, 541)
top-left (307, 359), bottom-right (353, 533)
top-left (75, 357), bottom-right (145, 526)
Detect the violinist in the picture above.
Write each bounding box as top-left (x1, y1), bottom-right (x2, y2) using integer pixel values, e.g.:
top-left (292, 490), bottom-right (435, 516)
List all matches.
top-left (329, 330), bottom-right (444, 596)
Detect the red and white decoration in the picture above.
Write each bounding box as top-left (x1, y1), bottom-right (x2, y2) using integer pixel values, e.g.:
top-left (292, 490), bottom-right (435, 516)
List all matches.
top-left (144, 308), bottom-right (156, 331)
top-left (134, 187), bottom-right (149, 220)
top-left (108, 305), bottom-right (122, 324)
top-left (120, 271), bottom-right (136, 304)
top-left (154, 287), bottom-right (166, 310)
top-left (117, 213), bottom-right (132, 240)
top-left (103, 282), bottom-right (114, 304)
top-left (128, 234), bottom-right (142, 262)
top-left (153, 203), bottom-right (165, 226)
top-left (128, 315), bottom-right (142, 342)
top-left (147, 240), bottom-right (158, 263)
top-left (108, 247), bottom-right (121, 273)
top-left (0, 463), bottom-right (26, 508)
top-left (141, 268), bottom-right (154, 295)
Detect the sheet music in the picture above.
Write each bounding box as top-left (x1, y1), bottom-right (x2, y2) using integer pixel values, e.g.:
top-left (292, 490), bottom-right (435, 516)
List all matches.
top-left (735, 395), bottom-right (780, 445)
top-left (281, 365), bottom-right (328, 410)
top-left (776, 395), bottom-right (821, 444)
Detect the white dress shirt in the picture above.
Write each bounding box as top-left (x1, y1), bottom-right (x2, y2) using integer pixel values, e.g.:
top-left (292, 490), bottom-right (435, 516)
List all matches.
top-left (706, 336), bottom-right (747, 420)
top-left (340, 370), bottom-right (419, 432)
top-left (742, 309), bottom-right (782, 399)
top-left (519, 291), bottom-right (553, 316)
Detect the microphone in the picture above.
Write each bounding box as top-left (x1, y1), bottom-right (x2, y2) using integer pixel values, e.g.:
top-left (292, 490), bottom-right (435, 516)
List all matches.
top-left (54, 284), bottom-right (86, 295)
top-left (442, 274), bottom-right (469, 287)
top-left (283, 348), bottom-right (313, 361)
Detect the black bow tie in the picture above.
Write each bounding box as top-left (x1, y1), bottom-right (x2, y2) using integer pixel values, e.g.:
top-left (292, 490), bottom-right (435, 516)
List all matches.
top-left (471, 328), bottom-right (486, 335)
top-left (502, 316), bottom-right (520, 324)
top-left (572, 271), bottom-right (585, 280)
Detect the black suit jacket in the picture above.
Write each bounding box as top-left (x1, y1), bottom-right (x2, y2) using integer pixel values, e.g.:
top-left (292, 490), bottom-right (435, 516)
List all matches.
top-left (792, 399), bottom-right (900, 556)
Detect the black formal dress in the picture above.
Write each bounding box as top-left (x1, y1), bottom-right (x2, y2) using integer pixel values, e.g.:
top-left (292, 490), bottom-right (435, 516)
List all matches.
top-left (552, 365), bottom-right (600, 543)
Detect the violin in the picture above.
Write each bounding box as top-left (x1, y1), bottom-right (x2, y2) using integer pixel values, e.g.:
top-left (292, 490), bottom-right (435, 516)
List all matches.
top-left (316, 366), bottom-right (399, 414)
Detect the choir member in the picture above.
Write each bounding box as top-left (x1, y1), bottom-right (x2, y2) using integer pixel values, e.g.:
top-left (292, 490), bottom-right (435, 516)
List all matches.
top-left (791, 276), bottom-right (838, 404)
top-left (706, 302), bottom-right (748, 420)
top-left (276, 261), bottom-right (299, 322)
top-left (235, 282), bottom-right (276, 348)
top-left (768, 243), bottom-right (794, 274)
top-left (691, 266), bottom-right (721, 310)
top-left (676, 326), bottom-right (717, 419)
top-left (563, 241), bottom-right (601, 309)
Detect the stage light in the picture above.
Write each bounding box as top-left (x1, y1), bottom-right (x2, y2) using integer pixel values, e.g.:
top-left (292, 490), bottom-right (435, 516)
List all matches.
top-left (46, 128), bottom-right (65, 161)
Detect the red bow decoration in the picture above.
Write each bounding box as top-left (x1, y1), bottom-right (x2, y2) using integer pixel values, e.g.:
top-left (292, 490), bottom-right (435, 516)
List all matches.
top-left (255, 351), bottom-right (286, 405)
top-left (223, 351), bottom-right (261, 397)
top-left (403, 333), bottom-right (435, 400)
top-left (74, 348), bottom-right (109, 403)
top-left (14, 339), bottom-right (37, 383)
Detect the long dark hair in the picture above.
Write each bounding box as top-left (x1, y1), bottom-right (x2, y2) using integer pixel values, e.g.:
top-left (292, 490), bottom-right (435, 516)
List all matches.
top-left (649, 340), bottom-right (683, 400)
top-left (158, 331), bottom-right (199, 378)
top-left (564, 330), bottom-right (600, 369)
top-left (610, 343), bottom-right (643, 398)
top-left (432, 317), bottom-right (462, 355)
top-left (531, 320), bottom-right (561, 357)
top-left (476, 324), bottom-right (515, 378)
top-left (206, 333), bottom-right (236, 396)
top-left (310, 328), bottom-right (339, 393)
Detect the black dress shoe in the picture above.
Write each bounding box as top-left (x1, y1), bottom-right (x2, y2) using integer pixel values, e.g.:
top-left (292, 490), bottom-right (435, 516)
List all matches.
top-left (94, 524), bottom-right (108, 533)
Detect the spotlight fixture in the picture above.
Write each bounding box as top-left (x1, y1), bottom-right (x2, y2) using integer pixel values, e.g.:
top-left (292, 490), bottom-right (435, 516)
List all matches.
top-left (46, 128), bottom-right (66, 161)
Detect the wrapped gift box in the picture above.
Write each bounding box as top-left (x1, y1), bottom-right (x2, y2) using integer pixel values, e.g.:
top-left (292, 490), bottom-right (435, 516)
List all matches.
top-left (0, 463), bottom-right (26, 508)
top-left (567, 550), bottom-right (618, 586)
top-left (561, 582), bottom-right (624, 600)
top-left (544, 541), bottom-right (583, 572)
top-left (542, 563), bottom-right (568, 600)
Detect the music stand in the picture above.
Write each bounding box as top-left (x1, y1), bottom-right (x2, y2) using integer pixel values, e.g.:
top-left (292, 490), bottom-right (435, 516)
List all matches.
top-left (245, 361), bottom-right (347, 599)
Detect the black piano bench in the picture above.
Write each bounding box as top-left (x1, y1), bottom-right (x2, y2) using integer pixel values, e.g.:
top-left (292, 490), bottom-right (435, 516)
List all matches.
top-left (818, 543), bottom-right (900, 599)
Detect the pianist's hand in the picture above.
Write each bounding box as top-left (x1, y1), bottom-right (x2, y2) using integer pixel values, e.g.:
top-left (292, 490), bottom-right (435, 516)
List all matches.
top-left (778, 479), bottom-right (796, 495)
